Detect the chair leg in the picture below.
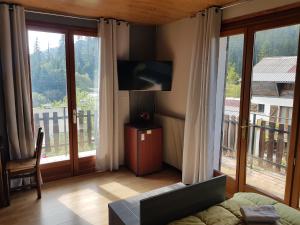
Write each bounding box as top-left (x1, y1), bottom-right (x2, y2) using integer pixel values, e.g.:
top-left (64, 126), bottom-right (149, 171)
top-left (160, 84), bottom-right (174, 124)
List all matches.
top-left (36, 169), bottom-right (42, 199)
top-left (5, 170), bottom-right (10, 206)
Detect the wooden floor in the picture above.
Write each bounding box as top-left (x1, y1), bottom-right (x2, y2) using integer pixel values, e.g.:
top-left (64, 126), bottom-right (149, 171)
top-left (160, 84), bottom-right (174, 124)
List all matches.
top-left (0, 167), bottom-right (181, 225)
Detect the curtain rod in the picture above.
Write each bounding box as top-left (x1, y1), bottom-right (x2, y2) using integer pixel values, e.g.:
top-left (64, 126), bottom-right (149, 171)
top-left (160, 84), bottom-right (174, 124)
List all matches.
top-left (190, 0), bottom-right (253, 17)
top-left (25, 9), bottom-right (129, 25)
top-left (25, 9), bottom-right (100, 22)
top-left (220, 0), bottom-right (253, 10)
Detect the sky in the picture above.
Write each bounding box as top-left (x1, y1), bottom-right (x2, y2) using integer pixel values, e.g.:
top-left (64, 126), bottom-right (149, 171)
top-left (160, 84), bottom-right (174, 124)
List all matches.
top-left (28, 30), bottom-right (62, 54)
top-left (28, 30), bottom-right (89, 54)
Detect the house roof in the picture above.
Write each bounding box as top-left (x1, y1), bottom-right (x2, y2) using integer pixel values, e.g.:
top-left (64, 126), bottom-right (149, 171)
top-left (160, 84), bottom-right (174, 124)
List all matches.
top-left (252, 56), bottom-right (297, 82)
top-left (224, 98), bottom-right (240, 108)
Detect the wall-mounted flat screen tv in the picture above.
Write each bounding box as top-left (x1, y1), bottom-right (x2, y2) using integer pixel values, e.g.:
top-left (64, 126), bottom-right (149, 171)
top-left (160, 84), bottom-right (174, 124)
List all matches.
top-left (117, 60), bottom-right (173, 91)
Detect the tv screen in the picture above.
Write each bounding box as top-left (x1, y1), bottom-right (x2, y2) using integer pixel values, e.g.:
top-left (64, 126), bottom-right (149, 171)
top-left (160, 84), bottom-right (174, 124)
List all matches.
top-left (117, 60), bottom-right (173, 91)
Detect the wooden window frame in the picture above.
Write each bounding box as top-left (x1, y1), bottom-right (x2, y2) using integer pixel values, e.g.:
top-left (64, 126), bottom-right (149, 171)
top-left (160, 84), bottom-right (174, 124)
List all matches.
top-left (26, 20), bottom-right (98, 182)
top-left (216, 5), bottom-right (300, 207)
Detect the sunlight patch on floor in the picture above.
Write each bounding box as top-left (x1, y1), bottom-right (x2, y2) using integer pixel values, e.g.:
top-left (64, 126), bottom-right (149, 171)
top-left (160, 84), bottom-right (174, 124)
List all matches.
top-left (99, 182), bottom-right (140, 199)
top-left (58, 189), bottom-right (108, 225)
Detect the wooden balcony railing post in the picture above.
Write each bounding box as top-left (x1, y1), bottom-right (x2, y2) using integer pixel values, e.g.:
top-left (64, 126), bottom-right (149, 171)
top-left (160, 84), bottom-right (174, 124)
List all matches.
top-left (223, 115), bottom-right (229, 154)
top-left (228, 115), bottom-right (236, 156)
top-left (259, 120), bottom-right (266, 167)
top-left (43, 112), bottom-right (51, 153)
top-left (234, 115), bottom-right (239, 153)
top-left (267, 121), bottom-right (275, 165)
top-left (34, 113), bottom-right (40, 137)
top-left (63, 107), bottom-right (67, 153)
top-left (78, 110), bottom-right (84, 149)
top-left (87, 110), bottom-right (92, 145)
top-left (276, 123), bottom-right (284, 172)
top-left (53, 112), bottom-right (60, 152)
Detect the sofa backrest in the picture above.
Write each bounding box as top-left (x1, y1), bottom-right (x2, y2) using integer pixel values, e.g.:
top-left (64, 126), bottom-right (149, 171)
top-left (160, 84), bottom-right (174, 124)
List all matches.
top-left (140, 175), bottom-right (226, 225)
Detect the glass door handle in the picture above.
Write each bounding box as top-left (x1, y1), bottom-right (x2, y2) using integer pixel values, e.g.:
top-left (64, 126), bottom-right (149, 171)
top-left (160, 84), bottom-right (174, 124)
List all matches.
top-left (73, 109), bottom-right (77, 124)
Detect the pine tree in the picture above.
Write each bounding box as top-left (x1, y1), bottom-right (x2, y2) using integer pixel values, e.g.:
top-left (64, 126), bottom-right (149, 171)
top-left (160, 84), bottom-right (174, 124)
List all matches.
top-left (34, 37), bottom-right (41, 55)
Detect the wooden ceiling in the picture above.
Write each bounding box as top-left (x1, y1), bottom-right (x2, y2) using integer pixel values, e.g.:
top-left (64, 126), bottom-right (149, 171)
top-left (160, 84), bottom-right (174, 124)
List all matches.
top-left (4, 0), bottom-right (239, 24)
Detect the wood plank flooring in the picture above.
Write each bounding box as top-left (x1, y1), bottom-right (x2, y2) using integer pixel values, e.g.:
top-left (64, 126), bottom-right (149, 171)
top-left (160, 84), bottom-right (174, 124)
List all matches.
top-left (0, 167), bottom-right (181, 225)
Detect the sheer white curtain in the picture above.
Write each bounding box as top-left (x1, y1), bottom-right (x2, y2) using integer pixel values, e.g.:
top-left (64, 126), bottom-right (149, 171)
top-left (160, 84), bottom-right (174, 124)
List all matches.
top-left (96, 19), bottom-right (130, 171)
top-left (0, 4), bottom-right (34, 160)
top-left (182, 7), bottom-right (222, 184)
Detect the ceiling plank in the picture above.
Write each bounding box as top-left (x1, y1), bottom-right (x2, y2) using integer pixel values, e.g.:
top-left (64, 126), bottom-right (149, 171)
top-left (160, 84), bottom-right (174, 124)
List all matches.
top-left (4, 0), bottom-right (238, 24)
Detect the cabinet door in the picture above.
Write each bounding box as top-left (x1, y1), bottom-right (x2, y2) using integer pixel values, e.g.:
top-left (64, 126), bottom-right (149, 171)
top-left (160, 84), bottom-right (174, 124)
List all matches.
top-left (124, 126), bottom-right (138, 174)
top-left (138, 129), bottom-right (162, 175)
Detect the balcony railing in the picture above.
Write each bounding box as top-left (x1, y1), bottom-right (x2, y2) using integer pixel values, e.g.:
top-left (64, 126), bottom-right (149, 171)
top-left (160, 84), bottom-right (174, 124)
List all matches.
top-left (222, 112), bottom-right (290, 174)
top-left (33, 107), bottom-right (96, 162)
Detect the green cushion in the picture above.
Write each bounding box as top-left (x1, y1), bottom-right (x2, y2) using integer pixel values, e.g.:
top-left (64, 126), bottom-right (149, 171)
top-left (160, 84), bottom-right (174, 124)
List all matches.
top-left (275, 203), bottom-right (300, 225)
top-left (195, 205), bottom-right (240, 225)
top-left (233, 192), bottom-right (278, 206)
top-left (168, 216), bottom-right (206, 225)
top-left (219, 198), bottom-right (254, 218)
top-left (167, 192), bottom-right (299, 225)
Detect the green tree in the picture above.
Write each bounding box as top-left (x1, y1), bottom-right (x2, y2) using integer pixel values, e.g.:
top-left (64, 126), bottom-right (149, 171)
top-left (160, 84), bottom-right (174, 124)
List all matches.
top-left (226, 63), bottom-right (241, 98)
top-left (30, 35), bottom-right (99, 109)
top-left (227, 63), bottom-right (240, 85)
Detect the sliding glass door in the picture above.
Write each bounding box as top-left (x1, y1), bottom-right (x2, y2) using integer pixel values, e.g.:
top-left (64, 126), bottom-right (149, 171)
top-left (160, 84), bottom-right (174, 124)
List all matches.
top-left (27, 25), bottom-right (100, 179)
top-left (218, 32), bottom-right (245, 195)
top-left (73, 34), bottom-right (100, 174)
top-left (244, 24), bottom-right (300, 200)
top-left (218, 10), bottom-right (300, 206)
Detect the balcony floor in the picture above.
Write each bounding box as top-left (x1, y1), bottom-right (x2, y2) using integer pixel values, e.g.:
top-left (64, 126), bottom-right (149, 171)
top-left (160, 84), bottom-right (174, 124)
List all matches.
top-left (221, 156), bottom-right (286, 199)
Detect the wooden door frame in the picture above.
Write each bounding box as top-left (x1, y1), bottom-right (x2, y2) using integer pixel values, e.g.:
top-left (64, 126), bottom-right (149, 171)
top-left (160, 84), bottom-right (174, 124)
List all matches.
top-left (215, 27), bottom-right (247, 197)
top-left (69, 29), bottom-right (98, 176)
top-left (26, 20), bottom-right (98, 181)
top-left (218, 5), bottom-right (300, 206)
top-left (290, 31), bottom-right (300, 208)
top-left (240, 19), bottom-right (300, 205)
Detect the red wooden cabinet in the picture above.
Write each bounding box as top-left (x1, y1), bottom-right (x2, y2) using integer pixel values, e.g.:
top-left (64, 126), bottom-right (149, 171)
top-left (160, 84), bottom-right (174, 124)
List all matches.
top-left (124, 124), bottom-right (162, 176)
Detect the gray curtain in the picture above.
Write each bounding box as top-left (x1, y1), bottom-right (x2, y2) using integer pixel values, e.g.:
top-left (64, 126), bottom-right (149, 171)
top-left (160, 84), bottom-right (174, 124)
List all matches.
top-left (0, 4), bottom-right (34, 160)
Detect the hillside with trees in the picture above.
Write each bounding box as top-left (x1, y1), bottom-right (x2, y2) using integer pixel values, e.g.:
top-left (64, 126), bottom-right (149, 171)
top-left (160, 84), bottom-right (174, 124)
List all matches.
top-left (225, 24), bottom-right (300, 98)
top-left (30, 35), bottom-right (99, 110)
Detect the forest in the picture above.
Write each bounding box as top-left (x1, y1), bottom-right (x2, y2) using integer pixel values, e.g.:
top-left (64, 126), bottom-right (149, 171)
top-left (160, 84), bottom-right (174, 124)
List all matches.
top-left (225, 24), bottom-right (299, 98)
top-left (30, 35), bottom-right (99, 110)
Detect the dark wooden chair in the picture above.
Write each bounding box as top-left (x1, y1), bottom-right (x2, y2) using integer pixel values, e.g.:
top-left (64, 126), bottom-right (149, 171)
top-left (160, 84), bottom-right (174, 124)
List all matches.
top-left (5, 128), bottom-right (44, 204)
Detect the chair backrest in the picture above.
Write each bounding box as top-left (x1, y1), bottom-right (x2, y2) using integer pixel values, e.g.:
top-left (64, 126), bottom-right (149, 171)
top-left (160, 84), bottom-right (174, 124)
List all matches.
top-left (35, 128), bottom-right (44, 167)
top-left (34, 128), bottom-right (42, 158)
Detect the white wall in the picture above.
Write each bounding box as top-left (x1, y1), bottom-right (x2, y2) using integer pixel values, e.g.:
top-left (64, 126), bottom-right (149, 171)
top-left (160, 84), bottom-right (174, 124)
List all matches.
top-left (155, 17), bottom-right (197, 118)
top-left (155, 0), bottom-right (300, 118)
